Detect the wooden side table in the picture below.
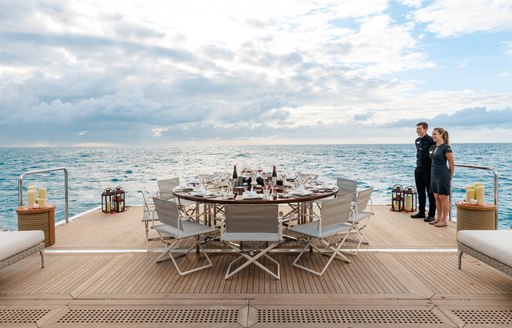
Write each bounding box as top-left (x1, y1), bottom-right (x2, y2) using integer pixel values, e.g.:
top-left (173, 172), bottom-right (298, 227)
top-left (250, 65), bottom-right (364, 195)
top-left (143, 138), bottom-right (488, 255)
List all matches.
top-left (455, 202), bottom-right (496, 236)
top-left (16, 205), bottom-right (56, 247)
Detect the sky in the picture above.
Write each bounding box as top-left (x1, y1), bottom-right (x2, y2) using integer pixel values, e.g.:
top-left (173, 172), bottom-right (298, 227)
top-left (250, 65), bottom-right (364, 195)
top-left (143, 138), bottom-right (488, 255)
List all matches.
top-left (1, 0), bottom-right (512, 147)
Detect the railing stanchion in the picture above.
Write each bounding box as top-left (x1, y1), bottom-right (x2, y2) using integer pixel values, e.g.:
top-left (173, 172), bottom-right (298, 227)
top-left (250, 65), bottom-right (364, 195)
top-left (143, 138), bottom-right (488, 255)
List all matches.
top-left (18, 167), bottom-right (69, 223)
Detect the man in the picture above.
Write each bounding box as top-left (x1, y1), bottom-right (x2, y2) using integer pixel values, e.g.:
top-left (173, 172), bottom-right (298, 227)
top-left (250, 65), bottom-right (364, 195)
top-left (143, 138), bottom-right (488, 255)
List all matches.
top-left (411, 122), bottom-right (436, 222)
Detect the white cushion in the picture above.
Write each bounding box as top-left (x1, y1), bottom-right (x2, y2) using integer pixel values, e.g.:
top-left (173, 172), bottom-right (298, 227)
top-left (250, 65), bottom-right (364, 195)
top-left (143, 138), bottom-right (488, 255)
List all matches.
top-left (458, 230), bottom-right (512, 267)
top-left (0, 231), bottom-right (45, 261)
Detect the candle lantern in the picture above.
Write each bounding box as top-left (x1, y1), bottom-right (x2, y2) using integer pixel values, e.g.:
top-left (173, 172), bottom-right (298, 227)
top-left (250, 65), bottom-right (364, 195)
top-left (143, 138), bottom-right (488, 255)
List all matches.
top-left (391, 184), bottom-right (403, 212)
top-left (113, 186), bottom-right (126, 213)
top-left (403, 186), bottom-right (417, 212)
top-left (101, 188), bottom-right (114, 213)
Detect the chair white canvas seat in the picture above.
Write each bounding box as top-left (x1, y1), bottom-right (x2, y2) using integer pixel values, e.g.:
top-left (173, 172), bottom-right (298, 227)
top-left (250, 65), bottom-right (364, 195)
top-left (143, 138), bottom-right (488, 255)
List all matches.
top-left (350, 211), bottom-right (372, 224)
top-left (221, 204), bottom-right (282, 279)
top-left (153, 220), bottom-right (214, 239)
top-left (139, 188), bottom-right (160, 241)
top-left (288, 195), bottom-right (355, 276)
top-left (158, 177), bottom-right (199, 219)
top-left (152, 197), bottom-right (216, 276)
top-left (347, 187), bottom-right (374, 254)
top-left (314, 177), bottom-right (357, 211)
top-left (222, 232), bottom-right (282, 242)
top-left (290, 220), bottom-right (353, 239)
top-left (157, 178), bottom-right (180, 200)
top-left (336, 177), bottom-right (357, 200)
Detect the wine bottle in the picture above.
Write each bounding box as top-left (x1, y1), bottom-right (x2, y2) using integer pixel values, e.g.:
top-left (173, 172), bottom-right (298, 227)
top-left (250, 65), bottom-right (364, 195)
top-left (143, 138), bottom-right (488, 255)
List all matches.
top-left (272, 165), bottom-right (277, 184)
top-left (232, 165), bottom-right (238, 179)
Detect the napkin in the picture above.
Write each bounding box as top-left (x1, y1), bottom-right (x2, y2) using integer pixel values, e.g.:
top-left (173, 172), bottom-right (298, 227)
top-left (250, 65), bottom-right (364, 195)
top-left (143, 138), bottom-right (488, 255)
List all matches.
top-left (292, 185), bottom-right (312, 196)
top-left (194, 185), bottom-right (213, 196)
top-left (321, 182), bottom-right (334, 190)
top-left (176, 181), bottom-right (193, 191)
top-left (243, 190), bottom-right (262, 199)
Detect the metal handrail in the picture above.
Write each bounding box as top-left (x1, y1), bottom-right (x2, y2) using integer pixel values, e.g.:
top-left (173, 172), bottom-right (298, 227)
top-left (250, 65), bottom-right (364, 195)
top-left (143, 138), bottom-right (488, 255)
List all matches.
top-left (18, 167), bottom-right (69, 223)
top-left (451, 164), bottom-right (498, 228)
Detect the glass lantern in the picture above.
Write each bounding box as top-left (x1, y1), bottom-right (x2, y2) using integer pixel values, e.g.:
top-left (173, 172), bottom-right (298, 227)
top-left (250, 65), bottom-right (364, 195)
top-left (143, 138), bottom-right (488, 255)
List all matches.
top-left (101, 188), bottom-right (113, 213)
top-left (391, 184), bottom-right (403, 212)
top-left (113, 186), bottom-right (126, 213)
top-left (403, 186), bottom-right (418, 212)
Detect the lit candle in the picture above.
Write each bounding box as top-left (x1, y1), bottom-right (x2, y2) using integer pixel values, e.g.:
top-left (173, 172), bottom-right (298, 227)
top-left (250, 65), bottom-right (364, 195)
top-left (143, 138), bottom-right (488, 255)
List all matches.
top-left (405, 196), bottom-right (412, 211)
top-left (27, 190), bottom-right (36, 208)
top-left (465, 185), bottom-right (475, 202)
top-left (475, 185), bottom-right (485, 205)
top-left (39, 187), bottom-right (47, 199)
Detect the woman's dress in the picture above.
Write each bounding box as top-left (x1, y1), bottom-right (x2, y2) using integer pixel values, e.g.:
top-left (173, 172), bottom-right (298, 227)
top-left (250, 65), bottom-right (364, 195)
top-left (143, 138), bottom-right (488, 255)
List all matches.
top-left (429, 143), bottom-right (452, 195)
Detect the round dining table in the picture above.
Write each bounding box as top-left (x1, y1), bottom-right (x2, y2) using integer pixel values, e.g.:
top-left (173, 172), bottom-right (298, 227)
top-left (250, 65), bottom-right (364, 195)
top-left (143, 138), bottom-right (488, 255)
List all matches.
top-left (172, 184), bottom-right (339, 225)
top-left (172, 185), bottom-right (338, 204)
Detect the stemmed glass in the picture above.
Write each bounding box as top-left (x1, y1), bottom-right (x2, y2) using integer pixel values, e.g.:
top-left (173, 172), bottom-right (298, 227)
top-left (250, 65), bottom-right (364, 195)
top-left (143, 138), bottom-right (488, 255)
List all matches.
top-left (295, 171), bottom-right (302, 190)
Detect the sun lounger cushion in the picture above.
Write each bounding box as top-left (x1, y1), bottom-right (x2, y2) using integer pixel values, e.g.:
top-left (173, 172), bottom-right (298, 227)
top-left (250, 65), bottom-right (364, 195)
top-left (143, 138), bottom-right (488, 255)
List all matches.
top-left (0, 231), bottom-right (45, 261)
top-left (457, 230), bottom-right (512, 267)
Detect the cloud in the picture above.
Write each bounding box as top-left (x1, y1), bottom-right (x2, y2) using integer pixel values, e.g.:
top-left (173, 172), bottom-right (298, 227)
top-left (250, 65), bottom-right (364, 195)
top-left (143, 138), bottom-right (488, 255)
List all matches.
top-left (391, 107), bottom-right (512, 128)
top-left (504, 41), bottom-right (512, 56)
top-left (151, 128), bottom-right (167, 137)
top-left (413, 0), bottom-right (512, 37)
top-left (397, 0), bottom-right (424, 8)
top-left (0, 1), bottom-right (511, 146)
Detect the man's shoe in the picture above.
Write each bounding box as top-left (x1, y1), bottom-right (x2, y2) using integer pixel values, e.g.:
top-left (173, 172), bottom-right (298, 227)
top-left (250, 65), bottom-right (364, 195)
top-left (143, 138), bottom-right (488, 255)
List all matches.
top-left (424, 216), bottom-right (435, 222)
top-left (411, 212), bottom-right (426, 219)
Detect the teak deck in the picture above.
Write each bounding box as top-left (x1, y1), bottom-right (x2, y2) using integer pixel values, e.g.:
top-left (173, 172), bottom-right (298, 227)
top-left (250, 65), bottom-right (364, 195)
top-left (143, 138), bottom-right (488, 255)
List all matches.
top-left (1, 205), bottom-right (511, 327)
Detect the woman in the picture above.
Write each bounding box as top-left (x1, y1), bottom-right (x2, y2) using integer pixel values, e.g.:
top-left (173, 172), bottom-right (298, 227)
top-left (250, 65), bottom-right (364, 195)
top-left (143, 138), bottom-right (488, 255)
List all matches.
top-left (428, 127), bottom-right (454, 227)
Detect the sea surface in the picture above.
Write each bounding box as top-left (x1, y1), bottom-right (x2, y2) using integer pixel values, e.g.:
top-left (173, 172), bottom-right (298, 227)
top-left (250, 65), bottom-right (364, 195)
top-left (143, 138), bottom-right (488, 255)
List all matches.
top-left (1, 144), bottom-right (511, 230)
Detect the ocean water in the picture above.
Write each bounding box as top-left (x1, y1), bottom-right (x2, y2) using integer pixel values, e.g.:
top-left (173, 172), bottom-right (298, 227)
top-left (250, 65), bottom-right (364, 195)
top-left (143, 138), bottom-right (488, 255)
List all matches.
top-left (0, 144), bottom-right (511, 230)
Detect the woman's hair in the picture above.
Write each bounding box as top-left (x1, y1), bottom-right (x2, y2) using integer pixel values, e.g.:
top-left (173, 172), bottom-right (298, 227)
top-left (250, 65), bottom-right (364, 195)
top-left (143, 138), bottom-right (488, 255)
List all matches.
top-left (433, 127), bottom-right (450, 145)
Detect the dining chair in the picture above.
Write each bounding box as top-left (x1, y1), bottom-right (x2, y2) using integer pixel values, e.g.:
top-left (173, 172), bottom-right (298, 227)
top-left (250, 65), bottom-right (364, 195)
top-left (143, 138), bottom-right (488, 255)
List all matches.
top-left (221, 204), bottom-right (282, 279)
top-left (348, 187), bottom-right (374, 254)
top-left (336, 177), bottom-right (357, 200)
top-left (152, 197), bottom-right (216, 276)
top-left (314, 177), bottom-right (357, 212)
top-left (138, 188), bottom-right (159, 241)
top-left (288, 195), bottom-right (354, 276)
top-left (157, 178), bottom-right (180, 200)
top-left (158, 177), bottom-right (200, 219)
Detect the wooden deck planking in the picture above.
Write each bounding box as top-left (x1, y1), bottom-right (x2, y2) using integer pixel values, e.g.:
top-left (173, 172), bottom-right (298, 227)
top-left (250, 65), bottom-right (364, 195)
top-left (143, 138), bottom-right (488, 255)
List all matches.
top-left (49, 205), bottom-right (458, 250)
top-left (395, 253), bottom-right (512, 296)
top-left (1, 204), bottom-right (511, 327)
top-left (0, 251), bottom-right (511, 327)
top-left (4, 252), bottom-right (492, 298)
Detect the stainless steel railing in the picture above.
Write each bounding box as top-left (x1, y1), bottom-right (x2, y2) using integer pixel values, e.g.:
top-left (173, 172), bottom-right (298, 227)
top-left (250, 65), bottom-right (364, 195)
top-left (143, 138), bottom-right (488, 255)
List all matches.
top-left (451, 164), bottom-right (498, 227)
top-left (18, 167), bottom-right (69, 223)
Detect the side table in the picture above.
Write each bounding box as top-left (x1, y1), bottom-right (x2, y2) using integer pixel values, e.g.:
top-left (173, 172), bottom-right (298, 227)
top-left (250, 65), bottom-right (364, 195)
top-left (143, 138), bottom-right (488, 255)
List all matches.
top-left (16, 205), bottom-right (56, 247)
top-left (455, 202), bottom-right (496, 237)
